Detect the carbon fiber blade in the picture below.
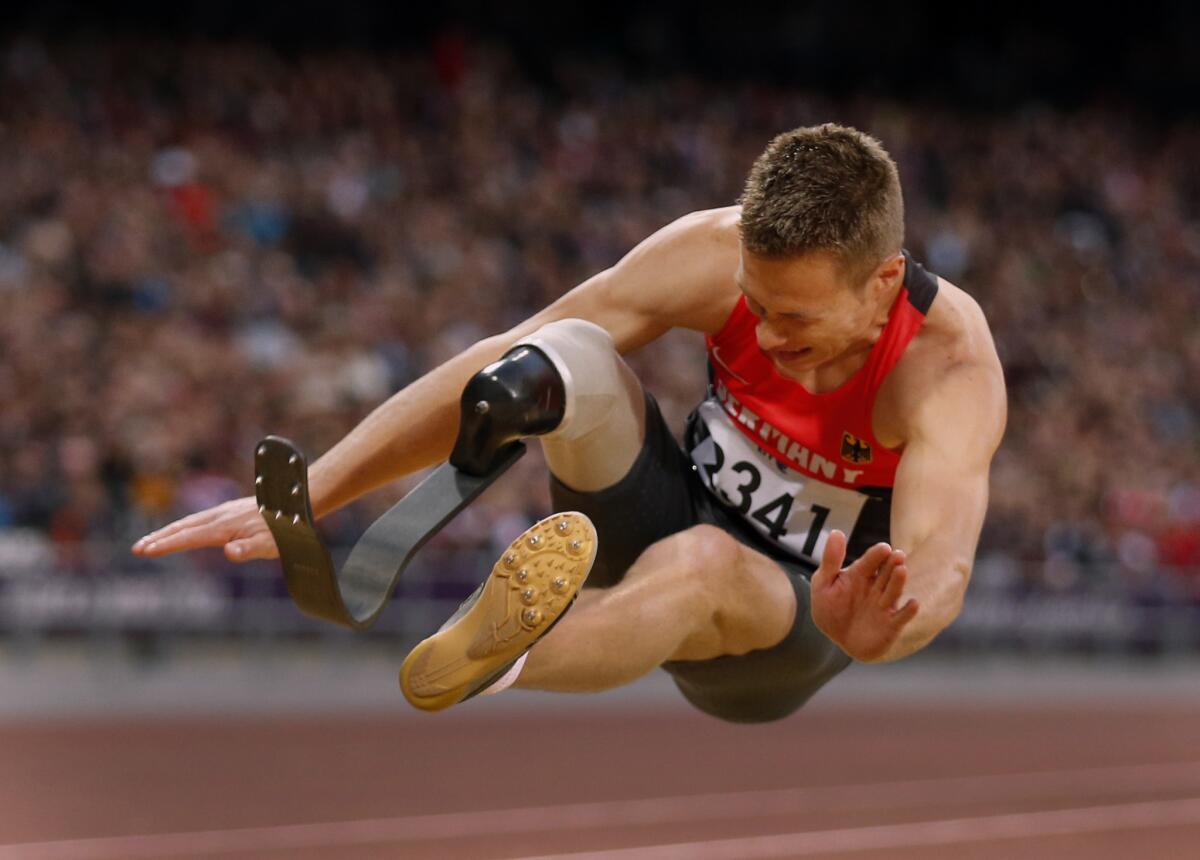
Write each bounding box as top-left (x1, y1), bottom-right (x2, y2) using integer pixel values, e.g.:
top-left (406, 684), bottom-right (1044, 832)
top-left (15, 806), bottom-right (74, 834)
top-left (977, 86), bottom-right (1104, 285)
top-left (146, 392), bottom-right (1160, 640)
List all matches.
top-left (254, 436), bottom-right (525, 629)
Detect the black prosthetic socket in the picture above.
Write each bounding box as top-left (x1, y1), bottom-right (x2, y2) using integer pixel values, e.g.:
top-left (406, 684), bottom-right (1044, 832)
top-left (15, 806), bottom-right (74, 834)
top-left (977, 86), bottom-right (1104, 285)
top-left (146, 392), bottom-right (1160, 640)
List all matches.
top-left (450, 345), bottom-right (566, 476)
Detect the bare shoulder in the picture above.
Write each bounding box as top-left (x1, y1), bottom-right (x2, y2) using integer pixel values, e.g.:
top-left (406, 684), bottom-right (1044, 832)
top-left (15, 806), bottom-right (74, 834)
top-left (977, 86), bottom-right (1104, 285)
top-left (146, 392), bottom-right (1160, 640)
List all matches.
top-left (878, 276), bottom-right (1006, 450)
top-left (620, 206), bottom-right (743, 330)
top-left (520, 206), bottom-right (742, 353)
top-left (917, 277), bottom-right (1000, 370)
top-left (650, 205), bottom-right (742, 248)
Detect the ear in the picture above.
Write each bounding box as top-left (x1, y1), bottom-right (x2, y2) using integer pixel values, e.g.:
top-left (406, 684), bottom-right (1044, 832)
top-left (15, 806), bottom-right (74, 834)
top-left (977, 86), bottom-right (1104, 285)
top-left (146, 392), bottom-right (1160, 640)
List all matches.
top-left (868, 252), bottom-right (905, 300)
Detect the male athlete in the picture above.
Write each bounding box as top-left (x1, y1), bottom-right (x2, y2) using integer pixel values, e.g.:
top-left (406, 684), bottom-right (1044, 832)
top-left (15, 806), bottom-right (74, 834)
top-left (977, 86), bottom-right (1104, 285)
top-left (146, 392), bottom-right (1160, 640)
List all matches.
top-left (133, 124), bottom-right (1006, 723)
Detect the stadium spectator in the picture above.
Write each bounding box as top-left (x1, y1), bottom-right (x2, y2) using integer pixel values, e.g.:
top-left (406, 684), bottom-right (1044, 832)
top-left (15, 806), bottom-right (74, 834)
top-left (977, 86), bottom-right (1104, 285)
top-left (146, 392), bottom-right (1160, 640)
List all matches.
top-left (0, 38), bottom-right (1196, 612)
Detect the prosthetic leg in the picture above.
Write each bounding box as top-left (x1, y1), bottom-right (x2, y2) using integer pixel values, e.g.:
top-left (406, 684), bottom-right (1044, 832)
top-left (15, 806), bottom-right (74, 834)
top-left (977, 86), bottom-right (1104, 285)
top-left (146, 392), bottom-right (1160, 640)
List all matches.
top-left (256, 320), bottom-right (620, 703)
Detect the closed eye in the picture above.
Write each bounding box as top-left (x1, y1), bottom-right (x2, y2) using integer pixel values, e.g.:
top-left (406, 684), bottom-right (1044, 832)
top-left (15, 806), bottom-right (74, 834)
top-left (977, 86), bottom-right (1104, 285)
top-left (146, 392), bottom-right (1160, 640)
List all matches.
top-left (741, 290), bottom-right (816, 323)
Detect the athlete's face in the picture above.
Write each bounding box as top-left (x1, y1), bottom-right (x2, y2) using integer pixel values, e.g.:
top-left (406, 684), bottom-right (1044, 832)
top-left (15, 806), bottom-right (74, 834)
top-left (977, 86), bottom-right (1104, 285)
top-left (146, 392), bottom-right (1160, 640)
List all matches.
top-left (735, 248), bottom-right (902, 379)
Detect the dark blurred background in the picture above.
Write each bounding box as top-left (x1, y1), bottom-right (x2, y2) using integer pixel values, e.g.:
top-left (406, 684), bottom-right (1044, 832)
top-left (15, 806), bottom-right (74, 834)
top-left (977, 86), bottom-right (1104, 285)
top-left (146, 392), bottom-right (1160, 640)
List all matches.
top-left (1, 1), bottom-right (1198, 657)
top-left (5, 1), bottom-right (1200, 111)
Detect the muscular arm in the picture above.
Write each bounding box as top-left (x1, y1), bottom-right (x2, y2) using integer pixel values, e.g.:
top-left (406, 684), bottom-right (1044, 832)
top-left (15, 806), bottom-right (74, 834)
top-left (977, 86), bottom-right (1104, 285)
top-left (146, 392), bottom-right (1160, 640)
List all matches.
top-left (308, 208), bottom-right (737, 516)
top-left (135, 208), bottom-right (739, 558)
top-left (872, 359), bottom-right (1007, 662)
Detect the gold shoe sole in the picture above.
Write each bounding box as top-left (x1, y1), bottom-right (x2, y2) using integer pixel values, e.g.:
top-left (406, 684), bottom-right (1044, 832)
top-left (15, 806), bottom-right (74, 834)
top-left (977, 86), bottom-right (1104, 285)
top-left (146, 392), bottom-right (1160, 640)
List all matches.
top-left (399, 512), bottom-right (597, 712)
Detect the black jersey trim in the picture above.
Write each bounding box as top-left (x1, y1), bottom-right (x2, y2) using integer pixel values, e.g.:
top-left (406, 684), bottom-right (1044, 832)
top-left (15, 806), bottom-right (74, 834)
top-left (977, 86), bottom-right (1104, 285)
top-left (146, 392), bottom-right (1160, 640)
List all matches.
top-left (901, 250), bottom-right (939, 315)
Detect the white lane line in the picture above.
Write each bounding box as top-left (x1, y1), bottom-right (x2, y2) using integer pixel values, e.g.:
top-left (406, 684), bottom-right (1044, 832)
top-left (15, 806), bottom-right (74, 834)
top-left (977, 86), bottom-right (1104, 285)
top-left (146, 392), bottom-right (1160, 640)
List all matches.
top-left (515, 797), bottom-right (1200, 860)
top-left (1, 760), bottom-right (1199, 859)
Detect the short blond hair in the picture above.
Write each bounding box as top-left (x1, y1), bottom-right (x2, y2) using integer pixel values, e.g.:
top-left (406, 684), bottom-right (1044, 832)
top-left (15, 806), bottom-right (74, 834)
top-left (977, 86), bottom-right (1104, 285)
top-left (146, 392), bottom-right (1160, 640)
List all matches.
top-left (739, 123), bottom-right (904, 284)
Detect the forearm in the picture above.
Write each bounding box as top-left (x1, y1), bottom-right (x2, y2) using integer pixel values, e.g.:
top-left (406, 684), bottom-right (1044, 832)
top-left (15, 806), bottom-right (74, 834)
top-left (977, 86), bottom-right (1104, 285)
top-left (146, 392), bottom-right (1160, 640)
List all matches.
top-left (306, 332), bottom-right (517, 518)
top-left (871, 559), bottom-right (969, 663)
top-left (871, 614), bottom-right (948, 663)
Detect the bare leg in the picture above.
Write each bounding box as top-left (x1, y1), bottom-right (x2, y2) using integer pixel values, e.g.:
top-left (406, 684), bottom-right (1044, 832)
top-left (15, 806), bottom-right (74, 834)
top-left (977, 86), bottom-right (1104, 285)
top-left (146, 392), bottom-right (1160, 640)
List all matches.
top-left (517, 526), bottom-right (798, 692)
top-left (406, 322), bottom-right (790, 710)
top-left (539, 359), bottom-right (645, 492)
top-left (484, 320), bottom-right (794, 694)
top-left (513, 318), bottom-right (647, 493)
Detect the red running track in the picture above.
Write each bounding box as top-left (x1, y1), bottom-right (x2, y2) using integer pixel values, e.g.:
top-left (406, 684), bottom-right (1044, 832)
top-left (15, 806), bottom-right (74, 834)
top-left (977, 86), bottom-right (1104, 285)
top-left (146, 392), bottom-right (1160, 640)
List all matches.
top-left (1, 704), bottom-right (1198, 859)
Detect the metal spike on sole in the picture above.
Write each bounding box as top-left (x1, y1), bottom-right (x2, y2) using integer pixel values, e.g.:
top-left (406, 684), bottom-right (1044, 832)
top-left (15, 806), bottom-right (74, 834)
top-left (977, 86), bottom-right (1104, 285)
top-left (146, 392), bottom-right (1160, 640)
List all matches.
top-left (398, 512), bottom-right (598, 712)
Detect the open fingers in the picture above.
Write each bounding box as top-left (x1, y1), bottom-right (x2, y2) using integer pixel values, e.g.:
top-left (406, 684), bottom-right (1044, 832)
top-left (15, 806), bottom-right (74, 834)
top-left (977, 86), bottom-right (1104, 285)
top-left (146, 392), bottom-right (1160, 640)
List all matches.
top-left (878, 561), bottom-right (909, 609)
top-left (877, 548), bottom-right (905, 581)
top-left (132, 508), bottom-right (225, 554)
top-left (812, 529), bottom-right (848, 591)
top-left (140, 510), bottom-right (270, 559)
top-left (225, 533), bottom-right (280, 561)
top-left (872, 548), bottom-right (905, 595)
top-left (847, 542), bottom-right (891, 578)
top-left (143, 522), bottom-right (275, 560)
top-left (138, 521), bottom-right (236, 557)
top-left (890, 597), bottom-right (920, 627)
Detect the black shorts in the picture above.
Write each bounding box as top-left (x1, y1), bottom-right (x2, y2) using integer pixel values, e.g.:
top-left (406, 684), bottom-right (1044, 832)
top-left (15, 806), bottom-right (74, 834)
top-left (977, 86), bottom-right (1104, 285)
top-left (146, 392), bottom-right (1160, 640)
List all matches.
top-left (549, 392), bottom-right (853, 723)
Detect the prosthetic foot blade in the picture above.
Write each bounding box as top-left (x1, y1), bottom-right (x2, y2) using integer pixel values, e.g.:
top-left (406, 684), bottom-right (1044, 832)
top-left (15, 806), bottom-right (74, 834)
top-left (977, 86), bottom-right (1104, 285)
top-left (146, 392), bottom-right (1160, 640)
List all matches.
top-left (255, 436), bottom-right (526, 629)
top-left (254, 437), bottom-right (346, 622)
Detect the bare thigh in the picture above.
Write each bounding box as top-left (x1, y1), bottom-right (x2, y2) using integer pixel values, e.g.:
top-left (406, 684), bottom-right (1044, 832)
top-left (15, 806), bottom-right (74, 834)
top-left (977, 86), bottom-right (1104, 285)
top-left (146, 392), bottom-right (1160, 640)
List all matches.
top-left (576, 525), bottom-right (800, 662)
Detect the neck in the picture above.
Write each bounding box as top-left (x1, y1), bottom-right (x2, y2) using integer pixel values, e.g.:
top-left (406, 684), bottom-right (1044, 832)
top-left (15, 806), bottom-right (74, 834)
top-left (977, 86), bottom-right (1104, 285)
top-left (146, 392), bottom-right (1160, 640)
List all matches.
top-left (851, 275), bottom-right (904, 355)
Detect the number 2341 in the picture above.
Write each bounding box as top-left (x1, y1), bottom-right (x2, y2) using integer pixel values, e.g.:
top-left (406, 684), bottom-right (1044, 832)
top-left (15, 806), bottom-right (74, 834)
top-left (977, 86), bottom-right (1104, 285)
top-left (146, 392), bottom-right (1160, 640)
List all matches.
top-left (702, 441), bottom-right (829, 556)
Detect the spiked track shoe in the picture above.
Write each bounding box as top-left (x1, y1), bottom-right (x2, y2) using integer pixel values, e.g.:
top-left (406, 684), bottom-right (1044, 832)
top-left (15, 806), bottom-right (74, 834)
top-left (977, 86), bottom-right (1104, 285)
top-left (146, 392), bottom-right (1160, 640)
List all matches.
top-left (399, 512), bottom-right (597, 712)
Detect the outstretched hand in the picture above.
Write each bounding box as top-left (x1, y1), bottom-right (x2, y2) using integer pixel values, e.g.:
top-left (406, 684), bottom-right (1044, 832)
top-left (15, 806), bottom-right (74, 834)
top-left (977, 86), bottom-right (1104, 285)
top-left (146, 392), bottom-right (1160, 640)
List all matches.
top-left (131, 496), bottom-right (278, 562)
top-left (810, 530), bottom-right (919, 663)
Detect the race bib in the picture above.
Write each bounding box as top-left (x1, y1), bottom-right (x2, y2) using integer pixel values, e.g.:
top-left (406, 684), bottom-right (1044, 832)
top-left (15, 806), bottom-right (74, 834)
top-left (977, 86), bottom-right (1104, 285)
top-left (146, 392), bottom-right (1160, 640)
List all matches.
top-left (689, 399), bottom-right (868, 565)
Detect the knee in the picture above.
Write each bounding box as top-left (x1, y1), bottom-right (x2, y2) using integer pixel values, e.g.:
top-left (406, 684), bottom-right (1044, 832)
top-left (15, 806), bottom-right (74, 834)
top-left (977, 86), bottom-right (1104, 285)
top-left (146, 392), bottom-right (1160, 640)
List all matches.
top-left (518, 319), bottom-right (616, 374)
top-left (516, 319), bottom-right (633, 442)
top-left (637, 525), bottom-right (737, 582)
top-left (674, 525), bottom-right (743, 579)
top-left (671, 526), bottom-right (796, 655)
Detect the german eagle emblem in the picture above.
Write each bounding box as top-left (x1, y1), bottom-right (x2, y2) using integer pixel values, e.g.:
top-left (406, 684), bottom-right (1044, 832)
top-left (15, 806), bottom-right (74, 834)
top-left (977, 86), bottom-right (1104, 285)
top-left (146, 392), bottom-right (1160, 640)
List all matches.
top-left (840, 432), bottom-right (872, 464)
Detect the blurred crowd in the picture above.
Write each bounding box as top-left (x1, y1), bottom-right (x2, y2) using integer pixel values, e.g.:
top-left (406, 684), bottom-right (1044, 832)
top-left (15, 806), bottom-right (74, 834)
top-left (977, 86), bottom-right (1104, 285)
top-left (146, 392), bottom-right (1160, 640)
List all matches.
top-left (0, 37), bottom-right (1197, 607)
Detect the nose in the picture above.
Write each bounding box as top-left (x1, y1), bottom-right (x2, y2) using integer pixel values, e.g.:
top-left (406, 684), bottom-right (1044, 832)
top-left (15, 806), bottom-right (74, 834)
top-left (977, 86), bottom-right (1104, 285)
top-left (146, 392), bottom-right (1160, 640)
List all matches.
top-left (755, 320), bottom-right (786, 351)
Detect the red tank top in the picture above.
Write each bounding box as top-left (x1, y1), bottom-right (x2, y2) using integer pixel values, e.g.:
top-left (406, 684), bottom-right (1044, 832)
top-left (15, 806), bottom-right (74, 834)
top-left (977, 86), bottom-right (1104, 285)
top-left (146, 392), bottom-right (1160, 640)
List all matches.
top-left (684, 252), bottom-right (938, 565)
top-left (705, 252), bottom-right (937, 488)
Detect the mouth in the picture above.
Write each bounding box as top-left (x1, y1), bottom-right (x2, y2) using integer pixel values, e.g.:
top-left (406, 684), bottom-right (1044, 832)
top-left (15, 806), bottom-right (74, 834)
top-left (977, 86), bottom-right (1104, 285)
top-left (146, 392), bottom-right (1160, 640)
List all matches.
top-left (770, 348), bottom-right (813, 363)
